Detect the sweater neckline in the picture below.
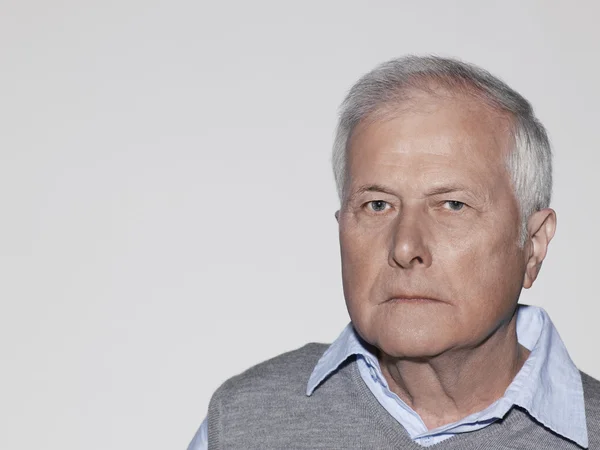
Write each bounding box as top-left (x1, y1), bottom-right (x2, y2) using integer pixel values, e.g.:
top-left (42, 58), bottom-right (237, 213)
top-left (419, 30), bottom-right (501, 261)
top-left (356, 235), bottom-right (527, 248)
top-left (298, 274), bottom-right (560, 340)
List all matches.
top-left (345, 356), bottom-right (578, 449)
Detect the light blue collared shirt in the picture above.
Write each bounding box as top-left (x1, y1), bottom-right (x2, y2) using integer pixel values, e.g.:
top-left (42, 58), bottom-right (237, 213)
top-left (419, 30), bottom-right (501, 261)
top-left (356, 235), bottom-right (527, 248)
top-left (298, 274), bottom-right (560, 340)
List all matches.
top-left (188, 305), bottom-right (588, 449)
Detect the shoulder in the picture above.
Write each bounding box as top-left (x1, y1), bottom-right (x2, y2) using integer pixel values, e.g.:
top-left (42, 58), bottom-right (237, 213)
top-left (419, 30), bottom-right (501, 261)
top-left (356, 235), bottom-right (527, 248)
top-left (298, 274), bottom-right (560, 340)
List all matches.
top-left (212, 342), bottom-right (329, 401)
top-left (206, 343), bottom-right (330, 447)
top-left (581, 371), bottom-right (600, 403)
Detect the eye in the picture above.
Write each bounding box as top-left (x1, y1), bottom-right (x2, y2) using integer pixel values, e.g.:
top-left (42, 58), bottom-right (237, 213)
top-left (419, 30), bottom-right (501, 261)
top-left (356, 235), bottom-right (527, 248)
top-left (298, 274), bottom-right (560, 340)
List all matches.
top-left (443, 200), bottom-right (465, 211)
top-left (366, 200), bottom-right (390, 212)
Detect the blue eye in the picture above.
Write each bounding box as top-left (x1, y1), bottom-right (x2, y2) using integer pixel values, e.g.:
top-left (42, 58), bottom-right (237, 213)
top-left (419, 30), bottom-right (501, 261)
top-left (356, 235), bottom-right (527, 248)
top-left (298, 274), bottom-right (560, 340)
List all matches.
top-left (368, 200), bottom-right (389, 212)
top-left (444, 201), bottom-right (465, 211)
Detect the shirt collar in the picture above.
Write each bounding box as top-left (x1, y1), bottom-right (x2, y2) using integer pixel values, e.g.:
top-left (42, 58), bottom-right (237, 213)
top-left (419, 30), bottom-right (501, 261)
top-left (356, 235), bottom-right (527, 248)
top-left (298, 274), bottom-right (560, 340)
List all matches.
top-left (306, 305), bottom-right (588, 448)
top-left (306, 322), bottom-right (372, 396)
top-left (509, 305), bottom-right (587, 448)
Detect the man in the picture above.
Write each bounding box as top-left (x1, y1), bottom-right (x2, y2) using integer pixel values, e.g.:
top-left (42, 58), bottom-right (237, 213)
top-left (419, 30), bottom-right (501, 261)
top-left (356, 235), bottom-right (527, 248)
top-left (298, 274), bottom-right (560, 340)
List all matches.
top-left (188, 56), bottom-right (600, 449)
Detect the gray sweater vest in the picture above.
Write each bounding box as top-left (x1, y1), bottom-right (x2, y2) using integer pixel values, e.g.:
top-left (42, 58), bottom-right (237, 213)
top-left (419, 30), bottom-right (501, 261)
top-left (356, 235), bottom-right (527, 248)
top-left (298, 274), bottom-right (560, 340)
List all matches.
top-left (207, 343), bottom-right (600, 449)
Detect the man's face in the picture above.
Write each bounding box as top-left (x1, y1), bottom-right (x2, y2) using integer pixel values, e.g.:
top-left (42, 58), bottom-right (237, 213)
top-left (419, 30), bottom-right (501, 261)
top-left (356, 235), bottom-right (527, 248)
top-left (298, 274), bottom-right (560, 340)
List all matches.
top-left (338, 92), bottom-right (529, 359)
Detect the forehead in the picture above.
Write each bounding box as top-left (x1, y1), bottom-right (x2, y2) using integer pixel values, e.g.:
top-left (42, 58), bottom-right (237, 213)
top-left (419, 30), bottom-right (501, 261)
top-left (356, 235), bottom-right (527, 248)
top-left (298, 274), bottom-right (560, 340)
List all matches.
top-left (346, 92), bottom-right (514, 191)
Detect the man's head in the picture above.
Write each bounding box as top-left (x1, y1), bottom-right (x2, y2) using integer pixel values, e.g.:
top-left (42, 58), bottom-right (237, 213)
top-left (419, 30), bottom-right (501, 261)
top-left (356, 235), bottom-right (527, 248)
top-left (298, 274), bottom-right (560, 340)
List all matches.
top-left (333, 56), bottom-right (552, 243)
top-left (333, 56), bottom-right (556, 359)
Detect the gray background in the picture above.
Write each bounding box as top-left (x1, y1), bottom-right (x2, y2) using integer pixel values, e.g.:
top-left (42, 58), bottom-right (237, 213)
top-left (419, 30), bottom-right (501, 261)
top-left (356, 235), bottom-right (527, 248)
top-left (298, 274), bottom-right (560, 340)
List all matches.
top-left (2, 1), bottom-right (599, 449)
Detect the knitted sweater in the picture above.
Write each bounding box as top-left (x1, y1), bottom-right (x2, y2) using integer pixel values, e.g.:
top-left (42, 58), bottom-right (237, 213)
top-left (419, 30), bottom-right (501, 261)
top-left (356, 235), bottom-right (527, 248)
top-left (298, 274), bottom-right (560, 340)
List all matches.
top-left (207, 343), bottom-right (600, 449)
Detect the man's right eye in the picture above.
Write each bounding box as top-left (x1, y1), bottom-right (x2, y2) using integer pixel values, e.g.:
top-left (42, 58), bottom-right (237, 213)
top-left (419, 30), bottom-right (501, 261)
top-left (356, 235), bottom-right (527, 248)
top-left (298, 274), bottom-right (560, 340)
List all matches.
top-left (366, 200), bottom-right (389, 212)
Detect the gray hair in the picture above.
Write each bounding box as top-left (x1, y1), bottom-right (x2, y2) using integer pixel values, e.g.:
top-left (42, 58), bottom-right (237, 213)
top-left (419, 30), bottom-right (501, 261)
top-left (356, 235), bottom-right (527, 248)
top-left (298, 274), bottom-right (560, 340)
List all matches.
top-left (332, 55), bottom-right (552, 243)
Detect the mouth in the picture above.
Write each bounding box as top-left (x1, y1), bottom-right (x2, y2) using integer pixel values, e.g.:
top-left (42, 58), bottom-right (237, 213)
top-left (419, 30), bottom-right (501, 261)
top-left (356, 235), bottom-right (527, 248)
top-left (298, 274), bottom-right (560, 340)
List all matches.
top-left (385, 296), bottom-right (444, 304)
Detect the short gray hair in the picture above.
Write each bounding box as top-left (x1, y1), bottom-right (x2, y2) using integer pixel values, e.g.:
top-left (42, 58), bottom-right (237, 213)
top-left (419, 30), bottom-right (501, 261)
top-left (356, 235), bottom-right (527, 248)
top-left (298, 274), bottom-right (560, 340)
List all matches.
top-left (332, 55), bottom-right (552, 243)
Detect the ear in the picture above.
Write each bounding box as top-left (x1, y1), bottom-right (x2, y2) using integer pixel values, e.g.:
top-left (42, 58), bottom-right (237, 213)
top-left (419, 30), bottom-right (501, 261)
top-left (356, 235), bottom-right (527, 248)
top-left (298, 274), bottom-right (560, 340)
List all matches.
top-left (334, 210), bottom-right (340, 223)
top-left (523, 208), bottom-right (557, 289)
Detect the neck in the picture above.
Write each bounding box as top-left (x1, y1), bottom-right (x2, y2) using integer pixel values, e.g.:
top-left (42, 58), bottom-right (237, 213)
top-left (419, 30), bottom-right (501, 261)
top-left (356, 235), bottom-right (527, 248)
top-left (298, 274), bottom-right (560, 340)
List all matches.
top-left (378, 316), bottom-right (530, 430)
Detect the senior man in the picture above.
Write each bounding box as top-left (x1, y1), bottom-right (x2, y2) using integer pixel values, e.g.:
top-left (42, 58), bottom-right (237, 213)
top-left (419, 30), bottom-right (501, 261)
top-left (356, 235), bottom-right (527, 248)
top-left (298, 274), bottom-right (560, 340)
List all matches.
top-left (188, 56), bottom-right (600, 449)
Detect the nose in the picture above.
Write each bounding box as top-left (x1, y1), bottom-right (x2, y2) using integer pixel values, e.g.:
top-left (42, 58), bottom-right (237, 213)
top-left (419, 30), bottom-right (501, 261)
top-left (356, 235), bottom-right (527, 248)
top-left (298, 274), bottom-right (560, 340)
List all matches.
top-left (389, 210), bottom-right (432, 269)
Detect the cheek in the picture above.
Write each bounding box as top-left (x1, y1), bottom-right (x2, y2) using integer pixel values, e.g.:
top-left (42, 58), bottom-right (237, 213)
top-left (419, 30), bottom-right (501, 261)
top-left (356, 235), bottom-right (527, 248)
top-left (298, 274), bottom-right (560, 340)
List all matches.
top-left (340, 220), bottom-right (387, 272)
top-left (340, 234), bottom-right (371, 299)
top-left (444, 232), bottom-right (524, 325)
top-left (339, 226), bottom-right (388, 306)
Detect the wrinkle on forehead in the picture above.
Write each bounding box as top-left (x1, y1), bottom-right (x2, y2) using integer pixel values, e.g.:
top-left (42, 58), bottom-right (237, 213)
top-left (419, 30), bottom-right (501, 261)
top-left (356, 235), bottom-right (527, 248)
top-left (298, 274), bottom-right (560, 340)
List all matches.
top-left (352, 85), bottom-right (515, 156)
top-left (350, 90), bottom-right (514, 163)
top-left (345, 91), bottom-right (516, 204)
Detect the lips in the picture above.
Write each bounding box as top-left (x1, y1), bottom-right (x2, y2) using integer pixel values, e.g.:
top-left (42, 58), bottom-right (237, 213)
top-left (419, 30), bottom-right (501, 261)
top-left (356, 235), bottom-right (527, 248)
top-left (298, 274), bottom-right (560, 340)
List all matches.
top-left (386, 295), bottom-right (444, 304)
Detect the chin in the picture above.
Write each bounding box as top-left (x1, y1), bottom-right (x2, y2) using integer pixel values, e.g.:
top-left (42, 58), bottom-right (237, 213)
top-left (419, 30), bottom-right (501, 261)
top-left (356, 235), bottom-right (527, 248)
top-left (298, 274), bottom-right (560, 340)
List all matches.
top-left (357, 316), bottom-right (455, 360)
top-left (353, 310), bottom-right (458, 358)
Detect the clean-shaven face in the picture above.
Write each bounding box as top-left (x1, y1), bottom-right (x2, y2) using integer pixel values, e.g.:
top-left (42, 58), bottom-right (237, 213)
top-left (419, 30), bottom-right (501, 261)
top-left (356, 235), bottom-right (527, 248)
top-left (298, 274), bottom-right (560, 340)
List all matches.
top-left (338, 91), bottom-right (529, 358)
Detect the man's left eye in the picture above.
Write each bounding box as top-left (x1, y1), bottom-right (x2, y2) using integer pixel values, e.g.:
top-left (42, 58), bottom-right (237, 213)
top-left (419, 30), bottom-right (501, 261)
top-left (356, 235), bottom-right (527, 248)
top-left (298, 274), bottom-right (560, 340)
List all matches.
top-left (443, 201), bottom-right (465, 211)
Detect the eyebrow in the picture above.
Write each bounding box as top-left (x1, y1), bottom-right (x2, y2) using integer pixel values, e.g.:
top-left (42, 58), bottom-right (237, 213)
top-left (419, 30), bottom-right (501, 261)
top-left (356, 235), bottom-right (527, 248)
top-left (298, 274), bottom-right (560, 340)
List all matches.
top-left (349, 184), bottom-right (397, 201)
top-left (424, 184), bottom-right (472, 197)
top-left (348, 183), bottom-right (477, 201)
